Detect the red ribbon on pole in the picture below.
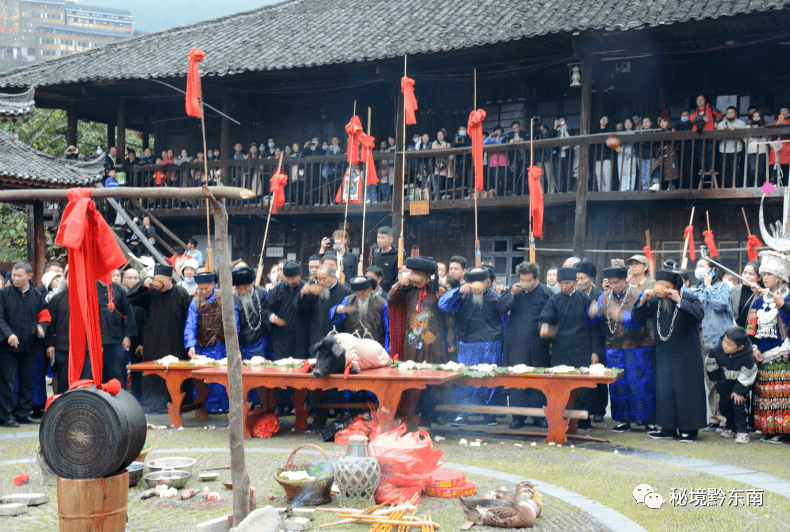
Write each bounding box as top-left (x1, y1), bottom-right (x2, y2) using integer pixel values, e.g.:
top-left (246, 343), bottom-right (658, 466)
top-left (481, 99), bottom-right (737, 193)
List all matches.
top-left (684, 225), bottom-right (696, 261)
top-left (55, 188), bottom-right (126, 388)
top-left (527, 166), bottom-right (544, 239)
top-left (401, 76), bottom-right (418, 125)
top-left (186, 47), bottom-right (205, 118)
top-left (345, 116), bottom-right (363, 165)
top-left (360, 132), bottom-right (378, 185)
top-left (467, 109), bottom-right (486, 191)
top-left (703, 230), bottom-right (718, 257)
top-left (747, 234), bottom-right (763, 261)
top-left (269, 172), bottom-right (288, 214)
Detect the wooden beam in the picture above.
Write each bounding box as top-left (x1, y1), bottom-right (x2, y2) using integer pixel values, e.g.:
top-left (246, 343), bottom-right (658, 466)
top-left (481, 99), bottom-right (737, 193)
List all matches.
top-left (0, 186), bottom-right (254, 201)
top-left (117, 99), bottom-right (126, 159)
top-left (434, 404), bottom-right (589, 420)
top-left (573, 52), bottom-right (593, 257)
top-left (66, 100), bottom-right (77, 147)
top-left (33, 201), bottom-right (45, 287)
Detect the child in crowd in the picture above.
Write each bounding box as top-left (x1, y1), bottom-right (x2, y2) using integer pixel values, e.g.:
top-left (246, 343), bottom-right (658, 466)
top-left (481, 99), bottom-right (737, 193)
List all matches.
top-left (705, 326), bottom-right (758, 444)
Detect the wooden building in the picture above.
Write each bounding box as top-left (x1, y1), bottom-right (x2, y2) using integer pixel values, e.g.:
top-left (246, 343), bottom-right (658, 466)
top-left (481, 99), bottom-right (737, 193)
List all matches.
top-left (1, 0), bottom-right (790, 285)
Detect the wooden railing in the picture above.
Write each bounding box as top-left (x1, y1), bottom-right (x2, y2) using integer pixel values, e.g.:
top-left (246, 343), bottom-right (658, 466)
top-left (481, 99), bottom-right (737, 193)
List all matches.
top-left (121, 125), bottom-right (790, 213)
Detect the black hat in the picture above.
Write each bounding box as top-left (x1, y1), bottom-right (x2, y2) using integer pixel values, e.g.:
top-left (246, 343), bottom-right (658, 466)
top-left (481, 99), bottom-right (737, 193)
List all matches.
top-left (232, 266), bottom-right (255, 286)
top-left (405, 256), bottom-right (437, 276)
top-left (194, 272), bottom-right (216, 284)
top-left (465, 267), bottom-right (489, 283)
top-left (557, 267), bottom-right (577, 282)
top-left (602, 266), bottom-right (628, 279)
top-left (655, 269), bottom-right (682, 288)
top-left (154, 264), bottom-right (173, 277)
top-left (575, 261), bottom-right (597, 279)
top-left (349, 276), bottom-right (372, 291)
top-left (282, 261), bottom-right (302, 277)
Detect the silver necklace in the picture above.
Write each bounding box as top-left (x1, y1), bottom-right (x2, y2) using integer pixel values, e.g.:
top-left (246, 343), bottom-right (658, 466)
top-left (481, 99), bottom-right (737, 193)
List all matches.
top-left (655, 300), bottom-right (679, 342)
top-left (239, 289), bottom-right (263, 332)
top-left (606, 285), bottom-right (632, 334)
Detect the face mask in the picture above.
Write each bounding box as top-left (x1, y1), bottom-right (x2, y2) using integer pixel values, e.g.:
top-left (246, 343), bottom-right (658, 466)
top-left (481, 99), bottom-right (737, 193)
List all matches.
top-left (333, 244), bottom-right (342, 251)
top-left (268, 142), bottom-right (275, 148)
top-left (458, 130), bottom-right (466, 137)
top-left (322, 145), bottom-right (328, 150)
top-left (268, 273), bottom-right (277, 283)
top-left (681, 116), bottom-right (689, 122)
top-left (312, 141), bottom-right (319, 146)
top-left (694, 268), bottom-right (710, 281)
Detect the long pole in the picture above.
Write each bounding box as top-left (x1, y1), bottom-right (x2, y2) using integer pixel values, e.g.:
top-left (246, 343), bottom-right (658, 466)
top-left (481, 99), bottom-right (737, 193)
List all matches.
top-left (255, 153), bottom-right (284, 286)
top-left (398, 55), bottom-right (407, 268)
top-left (741, 206), bottom-right (752, 236)
top-left (529, 116), bottom-right (535, 263)
top-left (473, 67), bottom-right (481, 266)
top-left (199, 82), bottom-right (214, 271)
top-left (340, 101), bottom-right (356, 283)
top-left (680, 206), bottom-right (696, 269)
top-left (359, 107), bottom-right (372, 276)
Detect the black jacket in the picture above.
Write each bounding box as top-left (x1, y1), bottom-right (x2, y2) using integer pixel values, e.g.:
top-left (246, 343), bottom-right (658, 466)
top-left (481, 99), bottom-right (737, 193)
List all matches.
top-left (0, 284), bottom-right (49, 354)
top-left (705, 338), bottom-right (758, 396)
top-left (96, 282), bottom-right (137, 344)
top-left (372, 247), bottom-right (399, 294)
top-left (46, 288), bottom-right (71, 353)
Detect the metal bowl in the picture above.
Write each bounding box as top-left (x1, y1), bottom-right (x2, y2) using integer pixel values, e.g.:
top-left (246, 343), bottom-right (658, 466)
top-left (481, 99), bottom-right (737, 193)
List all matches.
top-left (143, 469), bottom-right (191, 489)
top-left (146, 457), bottom-right (196, 476)
top-left (127, 462), bottom-right (145, 487)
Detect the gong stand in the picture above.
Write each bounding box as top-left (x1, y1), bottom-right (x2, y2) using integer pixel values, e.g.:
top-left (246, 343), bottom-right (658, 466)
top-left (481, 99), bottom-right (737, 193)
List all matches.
top-left (0, 185), bottom-right (254, 526)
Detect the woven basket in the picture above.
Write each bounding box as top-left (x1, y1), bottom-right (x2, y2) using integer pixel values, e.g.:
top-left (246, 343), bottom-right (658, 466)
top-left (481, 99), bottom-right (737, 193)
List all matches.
top-left (274, 444), bottom-right (334, 505)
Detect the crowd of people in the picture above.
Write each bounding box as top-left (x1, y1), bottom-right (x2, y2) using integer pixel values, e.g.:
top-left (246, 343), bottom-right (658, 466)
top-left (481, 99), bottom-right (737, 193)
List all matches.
top-left (2, 225), bottom-right (789, 446)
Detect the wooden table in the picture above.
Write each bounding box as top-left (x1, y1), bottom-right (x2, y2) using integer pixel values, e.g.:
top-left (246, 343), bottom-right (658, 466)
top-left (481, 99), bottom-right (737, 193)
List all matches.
top-left (127, 362), bottom-right (211, 427)
top-left (453, 373), bottom-right (622, 444)
top-left (191, 367), bottom-right (462, 439)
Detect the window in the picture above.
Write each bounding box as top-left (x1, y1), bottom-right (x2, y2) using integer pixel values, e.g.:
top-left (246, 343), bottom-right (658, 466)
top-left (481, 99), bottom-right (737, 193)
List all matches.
top-left (478, 236), bottom-right (529, 287)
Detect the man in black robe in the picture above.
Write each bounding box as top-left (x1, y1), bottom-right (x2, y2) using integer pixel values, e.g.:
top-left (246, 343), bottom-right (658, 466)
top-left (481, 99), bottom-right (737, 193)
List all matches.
top-left (127, 264), bottom-right (192, 414)
top-left (497, 261), bottom-right (552, 429)
top-left (632, 269), bottom-right (707, 442)
top-left (96, 279), bottom-right (137, 386)
top-left (539, 267), bottom-right (603, 429)
top-left (575, 260), bottom-right (607, 422)
top-left (232, 266), bottom-right (271, 360)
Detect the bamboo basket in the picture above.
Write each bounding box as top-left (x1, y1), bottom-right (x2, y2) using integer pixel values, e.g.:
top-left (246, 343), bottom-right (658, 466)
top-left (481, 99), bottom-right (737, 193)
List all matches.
top-left (274, 444), bottom-right (334, 505)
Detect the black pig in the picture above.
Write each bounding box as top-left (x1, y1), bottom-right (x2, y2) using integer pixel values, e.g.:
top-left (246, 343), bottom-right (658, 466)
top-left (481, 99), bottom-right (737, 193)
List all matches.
top-left (310, 335), bottom-right (357, 378)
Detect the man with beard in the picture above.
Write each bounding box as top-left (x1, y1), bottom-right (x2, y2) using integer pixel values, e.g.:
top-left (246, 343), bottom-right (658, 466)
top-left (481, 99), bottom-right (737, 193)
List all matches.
top-left (575, 260), bottom-right (607, 422)
top-left (632, 269), bottom-right (706, 442)
top-left (539, 267), bottom-right (603, 430)
top-left (184, 271), bottom-right (238, 413)
top-left (497, 261), bottom-right (553, 429)
top-left (127, 264), bottom-right (192, 414)
top-left (388, 256), bottom-right (450, 427)
top-left (330, 276), bottom-right (389, 352)
top-left (232, 266), bottom-right (271, 360)
top-left (592, 266), bottom-right (657, 433)
top-left (263, 260), bottom-right (310, 414)
top-left (439, 267), bottom-right (505, 426)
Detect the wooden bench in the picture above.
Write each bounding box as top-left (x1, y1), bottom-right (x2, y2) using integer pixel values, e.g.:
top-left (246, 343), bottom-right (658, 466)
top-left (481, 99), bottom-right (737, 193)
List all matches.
top-left (190, 366), bottom-right (462, 439)
top-left (127, 362), bottom-right (211, 427)
top-left (449, 373), bottom-right (622, 444)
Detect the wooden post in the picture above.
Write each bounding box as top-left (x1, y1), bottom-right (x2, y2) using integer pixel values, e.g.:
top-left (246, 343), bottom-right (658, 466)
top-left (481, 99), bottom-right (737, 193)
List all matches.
top-left (107, 120), bottom-right (116, 150)
top-left (117, 99), bottom-right (126, 158)
top-left (33, 201), bottom-right (45, 287)
top-left (572, 55), bottom-right (593, 257)
top-left (208, 196), bottom-right (250, 525)
top-left (66, 101), bottom-right (77, 147)
top-left (142, 115), bottom-right (150, 150)
top-left (392, 79), bottom-right (405, 265)
top-left (26, 205), bottom-right (35, 273)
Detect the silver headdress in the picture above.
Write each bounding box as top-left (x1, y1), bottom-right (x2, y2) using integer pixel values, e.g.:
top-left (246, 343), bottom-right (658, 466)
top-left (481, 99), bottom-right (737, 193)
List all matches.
top-left (759, 186), bottom-right (790, 281)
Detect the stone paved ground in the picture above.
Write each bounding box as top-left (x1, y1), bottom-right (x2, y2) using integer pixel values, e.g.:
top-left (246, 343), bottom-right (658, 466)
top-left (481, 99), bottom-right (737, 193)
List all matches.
top-left (1, 411), bottom-right (789, 531)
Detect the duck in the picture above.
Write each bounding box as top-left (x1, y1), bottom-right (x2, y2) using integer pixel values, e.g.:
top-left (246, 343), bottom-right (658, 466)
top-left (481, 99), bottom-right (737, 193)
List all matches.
top-left (459, 481), bottom-right (542, 529)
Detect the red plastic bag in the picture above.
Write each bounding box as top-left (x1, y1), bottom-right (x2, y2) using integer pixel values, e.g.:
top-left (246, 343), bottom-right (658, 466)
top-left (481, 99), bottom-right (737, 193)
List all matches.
top-left (369, 425), bottom-right (445, 503)
top-left (375, 479), bottom-right (422, 505)
top-left (334, 403), bottom-right (396, 445)
top-left (247, 410), bottom-right (280, 438)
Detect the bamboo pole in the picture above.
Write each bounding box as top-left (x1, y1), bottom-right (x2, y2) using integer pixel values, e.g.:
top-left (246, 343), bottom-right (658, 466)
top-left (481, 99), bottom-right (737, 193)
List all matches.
top-left (254, 153), bottom-right (285, 286)
top-left (706, 210), bottom-right (711, 233)
top-left (680, 206), bottom-right (696, 270)
top-left (198, 80), bottom-right (214, 271)
top-left (360, 106), bottom-right (372, 276)
top-left (398, 55), bottom-right (407, 269)
top-left (529, 115), bottom-right (535, 263)
top-left (473, 67), bottom-right (481, 266)
top-left (742, 206), bottom-right (752, 235)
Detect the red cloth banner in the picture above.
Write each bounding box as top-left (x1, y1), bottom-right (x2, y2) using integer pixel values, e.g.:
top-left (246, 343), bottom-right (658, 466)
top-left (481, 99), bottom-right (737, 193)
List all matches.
top-left (643, 246), bottom-right (656, 272)
top-left (747, 234), bottom-right (763, 262)
top-left (684, 225), bottom-right (696, 261)
top-left (527, 166), bottom-right (544, 239)
top-left (703, 230), bottom-right (718, 257)
top-left (467, 109), bottom-right (486, 191)
top-left (359, 132), bottom-right (379, 185)
top-left (186, 47), bottom-right (205, 118)
top-left (55, 188), bottom-right (126, 387)
top-left (345, 116), bottom-right (363, 165)
top-left (401, 76), bottom-right (418, 125)
top-left (269, 172), bottom-right (288, 214)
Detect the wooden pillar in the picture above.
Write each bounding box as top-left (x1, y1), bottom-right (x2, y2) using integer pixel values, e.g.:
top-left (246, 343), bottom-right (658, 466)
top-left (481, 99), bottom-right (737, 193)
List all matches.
top-left (66, 100), bottom-right (77, 147)
top-left (572, 55), bottom-right (593, 257)
top-left (116, 99), bottom-right (126, 157)
top-left (26, 205), bottom-right (35, 272)
top-left (391, 88), bottom-right (405, 239)
top-left (142, 115), bottom-right (150, 150)
top-left (33, 200), bottom-right (45, 286)
top-left (107, 120), bottom-right (116, 149)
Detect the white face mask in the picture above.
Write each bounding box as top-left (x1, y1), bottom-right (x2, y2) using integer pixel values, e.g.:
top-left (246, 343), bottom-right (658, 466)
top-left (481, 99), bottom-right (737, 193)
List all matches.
top-left (268, 273), bottom-right (277, 283)
top-left (681, 116), bottom-right (689, 122)
top-left (458, 130), bottom-right (467, 137)
top-left (694, 268), bottom-right (711, 281)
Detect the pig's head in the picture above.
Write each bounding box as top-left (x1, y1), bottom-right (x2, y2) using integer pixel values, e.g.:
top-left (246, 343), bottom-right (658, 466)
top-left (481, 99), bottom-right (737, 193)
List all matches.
top-left (310, 335), bottom-right (348, 378)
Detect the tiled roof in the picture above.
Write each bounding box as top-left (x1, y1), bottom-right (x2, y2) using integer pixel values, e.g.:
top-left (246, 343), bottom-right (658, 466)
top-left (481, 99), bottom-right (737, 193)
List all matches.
top-left (0, 0), bottom-right (788, 89)
top-left (0, 127), bottom-right (105, 188)
top-left (0, 87), bottom-right (35, 121)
